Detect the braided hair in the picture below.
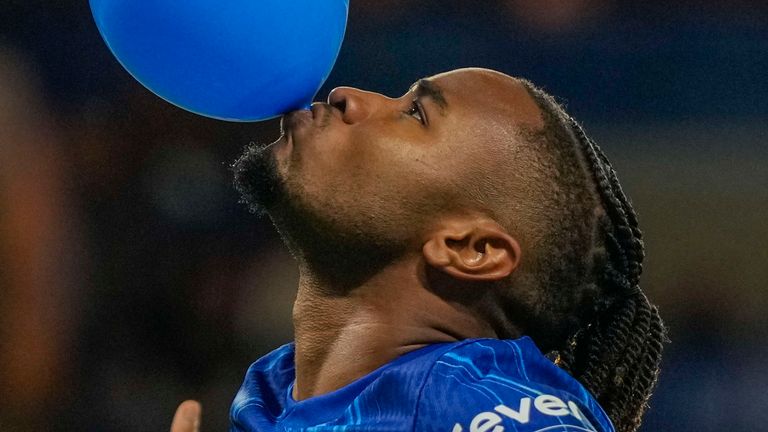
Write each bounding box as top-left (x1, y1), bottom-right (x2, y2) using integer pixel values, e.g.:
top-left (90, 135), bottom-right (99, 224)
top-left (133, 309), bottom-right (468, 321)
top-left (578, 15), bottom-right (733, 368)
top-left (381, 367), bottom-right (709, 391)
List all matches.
top-left (518, 83), bottom-right (667, 432)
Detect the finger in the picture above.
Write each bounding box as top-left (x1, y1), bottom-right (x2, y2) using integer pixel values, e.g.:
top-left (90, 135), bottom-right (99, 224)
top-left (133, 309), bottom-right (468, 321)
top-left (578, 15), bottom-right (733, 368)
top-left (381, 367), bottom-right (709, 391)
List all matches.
top-left (170, 400), bottom-right (202, 432)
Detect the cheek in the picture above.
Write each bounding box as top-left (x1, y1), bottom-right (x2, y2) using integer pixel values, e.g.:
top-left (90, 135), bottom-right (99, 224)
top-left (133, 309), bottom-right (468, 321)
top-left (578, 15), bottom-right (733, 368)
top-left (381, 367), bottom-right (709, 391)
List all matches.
top-left (285, 122), bottom-right (456, 208)
top-left (291, 125), bottom-right (386, 181)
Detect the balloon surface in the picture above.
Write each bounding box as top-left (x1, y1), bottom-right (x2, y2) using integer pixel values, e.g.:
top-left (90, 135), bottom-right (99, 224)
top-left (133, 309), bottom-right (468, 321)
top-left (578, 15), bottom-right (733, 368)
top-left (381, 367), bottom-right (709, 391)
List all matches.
top-left (90, 0), bottom-right (349, 121)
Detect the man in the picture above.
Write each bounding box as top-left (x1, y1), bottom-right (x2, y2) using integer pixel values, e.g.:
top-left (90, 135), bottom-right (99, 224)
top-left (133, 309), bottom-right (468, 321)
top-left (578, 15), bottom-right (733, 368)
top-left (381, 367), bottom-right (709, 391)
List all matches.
top-left (171, 68), bottom-right (665, 432)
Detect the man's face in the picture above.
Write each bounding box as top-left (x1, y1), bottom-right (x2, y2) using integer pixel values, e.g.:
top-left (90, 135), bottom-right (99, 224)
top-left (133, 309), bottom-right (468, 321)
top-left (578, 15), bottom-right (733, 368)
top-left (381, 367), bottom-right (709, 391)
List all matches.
top-left (234, 68), bottom-right (543, 251)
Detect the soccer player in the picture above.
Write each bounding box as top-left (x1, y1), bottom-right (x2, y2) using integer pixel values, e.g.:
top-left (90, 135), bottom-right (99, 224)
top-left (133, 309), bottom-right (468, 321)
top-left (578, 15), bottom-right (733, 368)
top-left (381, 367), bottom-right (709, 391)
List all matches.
top-left (170, 68), bottom-right (665, 432)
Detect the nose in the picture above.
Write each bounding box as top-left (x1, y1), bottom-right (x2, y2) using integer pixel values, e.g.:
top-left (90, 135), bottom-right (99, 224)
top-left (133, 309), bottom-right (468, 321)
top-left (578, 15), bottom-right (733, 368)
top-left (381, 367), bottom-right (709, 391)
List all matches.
top-left (327, 86), bottom-right (386, 124)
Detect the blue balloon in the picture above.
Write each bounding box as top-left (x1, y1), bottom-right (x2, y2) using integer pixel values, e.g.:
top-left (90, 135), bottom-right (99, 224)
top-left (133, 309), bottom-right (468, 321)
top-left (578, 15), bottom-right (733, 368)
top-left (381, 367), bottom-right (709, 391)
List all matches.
top-left (90, 0), bottom-right (348, 121)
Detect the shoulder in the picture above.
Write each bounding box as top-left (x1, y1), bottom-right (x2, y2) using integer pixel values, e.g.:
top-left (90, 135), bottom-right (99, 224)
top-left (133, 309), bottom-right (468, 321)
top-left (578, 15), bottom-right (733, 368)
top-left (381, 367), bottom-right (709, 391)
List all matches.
top-left (414, 337), bottom-right (614, 432)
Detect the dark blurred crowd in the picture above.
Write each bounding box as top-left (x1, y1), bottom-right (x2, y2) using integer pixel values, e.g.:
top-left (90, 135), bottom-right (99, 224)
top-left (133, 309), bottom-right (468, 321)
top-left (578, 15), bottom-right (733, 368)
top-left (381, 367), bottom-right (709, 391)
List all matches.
top-left (1, 1), bottom-right (766, 431)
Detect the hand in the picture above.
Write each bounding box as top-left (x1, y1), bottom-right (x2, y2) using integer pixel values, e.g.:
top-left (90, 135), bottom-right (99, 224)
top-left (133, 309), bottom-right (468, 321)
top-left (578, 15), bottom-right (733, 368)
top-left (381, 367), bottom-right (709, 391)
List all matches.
top-left (171, 400), bottom-right (202, 432)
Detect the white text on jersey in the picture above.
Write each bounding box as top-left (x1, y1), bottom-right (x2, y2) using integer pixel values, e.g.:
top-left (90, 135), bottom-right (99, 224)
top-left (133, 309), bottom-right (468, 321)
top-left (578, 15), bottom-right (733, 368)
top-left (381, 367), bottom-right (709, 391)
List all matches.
top-left (451, 394), bottom-right (588, 432)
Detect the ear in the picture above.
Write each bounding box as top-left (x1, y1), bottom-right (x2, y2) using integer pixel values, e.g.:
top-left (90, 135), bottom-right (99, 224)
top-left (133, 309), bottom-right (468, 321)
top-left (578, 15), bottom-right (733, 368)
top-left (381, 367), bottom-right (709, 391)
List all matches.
top-left (422, 218), bottom-right (522, 282)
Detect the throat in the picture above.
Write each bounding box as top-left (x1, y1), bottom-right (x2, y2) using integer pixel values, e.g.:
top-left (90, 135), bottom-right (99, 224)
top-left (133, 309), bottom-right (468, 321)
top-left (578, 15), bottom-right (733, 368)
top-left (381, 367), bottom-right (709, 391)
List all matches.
top-left (292, 314), bottom-right (458, 401)
top-left (290, 261), bottom-right (498, 401)
top-left (293, 325), bottom-right (429, 400)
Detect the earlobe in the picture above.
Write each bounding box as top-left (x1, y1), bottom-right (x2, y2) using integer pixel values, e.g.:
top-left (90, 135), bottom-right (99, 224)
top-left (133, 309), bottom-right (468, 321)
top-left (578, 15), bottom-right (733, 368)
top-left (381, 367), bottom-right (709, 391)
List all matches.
top-left (422, 220), bottom-right (522, 282)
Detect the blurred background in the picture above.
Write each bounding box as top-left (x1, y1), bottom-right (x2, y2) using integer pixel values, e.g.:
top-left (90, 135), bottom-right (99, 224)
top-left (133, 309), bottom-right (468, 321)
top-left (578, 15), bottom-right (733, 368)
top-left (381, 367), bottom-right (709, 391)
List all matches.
top-left (1, 0), bottom-right (766, 430)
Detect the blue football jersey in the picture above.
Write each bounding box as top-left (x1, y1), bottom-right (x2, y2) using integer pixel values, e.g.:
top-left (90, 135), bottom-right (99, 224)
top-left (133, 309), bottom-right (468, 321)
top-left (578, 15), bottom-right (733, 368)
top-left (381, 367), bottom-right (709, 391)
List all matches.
top-left (230, 337), bottom-right (614, 431)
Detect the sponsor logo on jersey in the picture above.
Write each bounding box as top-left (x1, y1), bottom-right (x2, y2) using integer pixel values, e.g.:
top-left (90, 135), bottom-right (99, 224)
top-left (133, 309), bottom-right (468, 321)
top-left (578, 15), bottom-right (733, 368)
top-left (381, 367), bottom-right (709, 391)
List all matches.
top-left (452, 394), bottom-right (587, 432)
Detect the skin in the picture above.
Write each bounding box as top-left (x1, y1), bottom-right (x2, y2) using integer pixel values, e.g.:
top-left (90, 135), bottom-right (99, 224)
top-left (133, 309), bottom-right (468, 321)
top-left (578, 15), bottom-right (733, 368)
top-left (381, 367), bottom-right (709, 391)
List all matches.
top-left (170, 68), bottom-right (547, 430)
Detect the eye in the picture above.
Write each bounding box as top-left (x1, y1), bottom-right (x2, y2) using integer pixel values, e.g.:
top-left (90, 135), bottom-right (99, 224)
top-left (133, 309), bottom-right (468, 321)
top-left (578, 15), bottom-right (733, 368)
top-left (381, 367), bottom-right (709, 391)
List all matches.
top-left (406, 100), bottom-right (426, 125)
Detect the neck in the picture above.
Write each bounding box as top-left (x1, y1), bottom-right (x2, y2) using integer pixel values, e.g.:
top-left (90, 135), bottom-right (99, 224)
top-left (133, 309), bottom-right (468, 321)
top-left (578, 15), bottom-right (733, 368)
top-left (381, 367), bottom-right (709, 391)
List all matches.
top-left (291, 253), bottom-right (497, 401)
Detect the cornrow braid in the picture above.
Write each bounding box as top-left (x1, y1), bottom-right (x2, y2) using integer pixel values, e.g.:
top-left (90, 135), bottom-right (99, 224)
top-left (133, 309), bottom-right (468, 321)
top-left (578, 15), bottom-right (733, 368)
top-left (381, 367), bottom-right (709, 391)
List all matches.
top-left (522, 84), bottom-right (667, 432)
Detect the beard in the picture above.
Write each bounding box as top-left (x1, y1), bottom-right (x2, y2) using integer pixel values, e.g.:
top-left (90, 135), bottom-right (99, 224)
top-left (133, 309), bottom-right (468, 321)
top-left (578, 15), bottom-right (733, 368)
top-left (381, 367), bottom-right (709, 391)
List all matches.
top-left (232, 140), bottom-right (285, 216)
top-left (231, 140), bottom-right (404, 291)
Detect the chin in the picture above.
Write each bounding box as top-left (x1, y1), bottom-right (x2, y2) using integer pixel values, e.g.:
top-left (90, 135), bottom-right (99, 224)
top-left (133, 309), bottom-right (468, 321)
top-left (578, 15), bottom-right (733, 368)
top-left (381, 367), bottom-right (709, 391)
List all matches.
top-left (232, 141), bottom-right (285, 215)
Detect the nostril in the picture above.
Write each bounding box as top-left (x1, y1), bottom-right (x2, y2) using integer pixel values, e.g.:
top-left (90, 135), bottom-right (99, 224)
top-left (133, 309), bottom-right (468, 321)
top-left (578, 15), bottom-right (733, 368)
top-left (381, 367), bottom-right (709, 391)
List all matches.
top-left (327, 88), bottom-right (348, 113)
top-left (330, 98), bottom-right (346, 113)
top-left (328, 87), bottom-right (369, 123)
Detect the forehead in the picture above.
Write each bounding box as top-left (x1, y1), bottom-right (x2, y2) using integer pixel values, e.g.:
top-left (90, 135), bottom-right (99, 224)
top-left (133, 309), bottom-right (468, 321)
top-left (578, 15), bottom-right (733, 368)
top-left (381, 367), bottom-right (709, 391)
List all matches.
top-left (426, 68), bottom-right (544, 129)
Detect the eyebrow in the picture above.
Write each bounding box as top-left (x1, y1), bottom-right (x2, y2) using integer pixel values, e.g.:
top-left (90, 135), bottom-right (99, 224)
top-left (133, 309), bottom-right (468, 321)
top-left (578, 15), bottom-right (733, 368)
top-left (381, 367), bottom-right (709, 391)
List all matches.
top-left (409, 79), bottom-right (448, 115)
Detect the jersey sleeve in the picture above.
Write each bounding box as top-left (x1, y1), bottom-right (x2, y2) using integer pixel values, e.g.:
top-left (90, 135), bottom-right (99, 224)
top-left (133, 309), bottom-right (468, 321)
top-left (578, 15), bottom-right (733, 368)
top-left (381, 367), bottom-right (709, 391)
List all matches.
top-left (413, 340), bottom-right (613, 432)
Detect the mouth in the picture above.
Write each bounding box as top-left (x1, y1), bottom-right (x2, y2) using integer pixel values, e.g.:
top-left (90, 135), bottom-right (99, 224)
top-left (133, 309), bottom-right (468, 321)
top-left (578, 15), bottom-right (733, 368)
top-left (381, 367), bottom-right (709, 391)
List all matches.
top-left (276, 103), bottom-right (336, 153)
top-left (280, 108), bottom-right (313, 135)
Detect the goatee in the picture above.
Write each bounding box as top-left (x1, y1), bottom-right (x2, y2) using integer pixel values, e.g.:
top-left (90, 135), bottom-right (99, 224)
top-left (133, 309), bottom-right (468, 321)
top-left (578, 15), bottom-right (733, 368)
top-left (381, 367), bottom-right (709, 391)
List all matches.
top-left (232, 141), bottom-right (285, 216)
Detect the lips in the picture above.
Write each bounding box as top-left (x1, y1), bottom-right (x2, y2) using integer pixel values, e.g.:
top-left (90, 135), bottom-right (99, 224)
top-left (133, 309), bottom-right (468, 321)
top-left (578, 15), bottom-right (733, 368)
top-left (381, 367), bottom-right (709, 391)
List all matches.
top-left (280, 109), bottom-right (313, 134)
top-left (310, 103), bottom-right (323, 119)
